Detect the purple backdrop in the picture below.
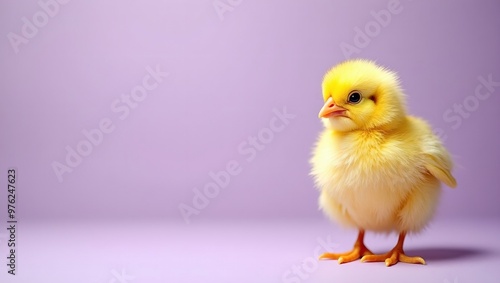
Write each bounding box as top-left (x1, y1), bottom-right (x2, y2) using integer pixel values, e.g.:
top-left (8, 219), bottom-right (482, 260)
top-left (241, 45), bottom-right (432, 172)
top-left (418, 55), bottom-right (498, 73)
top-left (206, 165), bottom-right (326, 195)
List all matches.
top-left (1, 0), bottom-right (499, 224)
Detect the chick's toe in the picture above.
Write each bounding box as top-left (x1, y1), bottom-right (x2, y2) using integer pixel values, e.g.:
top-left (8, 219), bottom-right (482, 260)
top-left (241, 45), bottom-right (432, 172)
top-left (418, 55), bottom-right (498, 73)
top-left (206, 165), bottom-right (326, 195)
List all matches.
top-left (361, 232), bottom-right (426, 267)
top-left (319, 230), bottom-right (373, 264)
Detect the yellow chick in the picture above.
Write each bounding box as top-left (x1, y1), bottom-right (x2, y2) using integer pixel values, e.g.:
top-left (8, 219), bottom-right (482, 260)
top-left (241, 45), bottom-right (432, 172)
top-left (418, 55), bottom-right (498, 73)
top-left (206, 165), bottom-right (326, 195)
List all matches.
top-left (310, 59), bottom-right (457, 266)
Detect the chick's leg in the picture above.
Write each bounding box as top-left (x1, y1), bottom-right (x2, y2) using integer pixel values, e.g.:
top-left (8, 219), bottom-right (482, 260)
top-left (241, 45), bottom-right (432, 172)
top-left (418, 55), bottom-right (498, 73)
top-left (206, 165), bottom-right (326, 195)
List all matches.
top-left (319, 230), bottom-right (372, 264)
top-left (361, 232), bottom-right (425, 267)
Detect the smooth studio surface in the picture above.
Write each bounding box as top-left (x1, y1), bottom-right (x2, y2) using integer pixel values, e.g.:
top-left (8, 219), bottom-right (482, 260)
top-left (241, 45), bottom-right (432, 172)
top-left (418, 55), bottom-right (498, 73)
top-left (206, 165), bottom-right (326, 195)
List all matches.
top-left (0, 0), bottom-right (499, 222)
top-left (1, 219), bottom-right (499, 282)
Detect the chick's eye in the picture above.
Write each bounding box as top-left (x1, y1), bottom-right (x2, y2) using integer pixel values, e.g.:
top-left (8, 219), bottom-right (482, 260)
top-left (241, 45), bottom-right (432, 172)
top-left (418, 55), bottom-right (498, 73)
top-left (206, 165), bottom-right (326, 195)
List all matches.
top-left (348, 91), bottom-right (361, 104)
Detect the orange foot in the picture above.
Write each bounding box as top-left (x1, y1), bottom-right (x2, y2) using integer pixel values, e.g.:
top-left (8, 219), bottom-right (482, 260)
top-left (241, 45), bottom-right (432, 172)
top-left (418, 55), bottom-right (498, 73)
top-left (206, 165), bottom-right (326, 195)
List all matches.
top-left (361, 232), bottom-right (426, 267)
top-left (319, 230), bottom-right (372, 264)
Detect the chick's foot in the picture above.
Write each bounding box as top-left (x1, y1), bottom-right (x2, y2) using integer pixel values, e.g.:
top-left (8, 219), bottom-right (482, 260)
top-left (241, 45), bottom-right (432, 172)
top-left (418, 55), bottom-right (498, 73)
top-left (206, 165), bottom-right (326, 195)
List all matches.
top-left (361, 232), bottom-right (425, 267)
top-left (361, 249), bottom-right (425, 267)
top-left (319, 230), bottom-right (372, 264)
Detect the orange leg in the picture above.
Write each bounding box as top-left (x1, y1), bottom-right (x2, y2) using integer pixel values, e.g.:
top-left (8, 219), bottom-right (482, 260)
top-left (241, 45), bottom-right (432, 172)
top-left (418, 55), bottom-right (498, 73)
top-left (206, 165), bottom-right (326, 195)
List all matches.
top-left (319, 230), bottom-right (373, 264)
top-left (361, 231), bottom-right (426, 267)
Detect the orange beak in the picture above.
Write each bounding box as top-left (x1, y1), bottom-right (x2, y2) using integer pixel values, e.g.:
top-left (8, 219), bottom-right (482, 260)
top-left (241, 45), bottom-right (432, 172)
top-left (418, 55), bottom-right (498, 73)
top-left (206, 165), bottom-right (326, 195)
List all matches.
top-left (318, 97), bottom-right (347, 118)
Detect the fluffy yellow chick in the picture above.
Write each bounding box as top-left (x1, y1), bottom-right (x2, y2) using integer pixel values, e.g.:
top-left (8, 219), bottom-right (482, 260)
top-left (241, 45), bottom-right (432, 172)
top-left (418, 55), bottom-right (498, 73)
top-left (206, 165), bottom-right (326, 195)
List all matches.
top-left (310, 59), bottom-right (457, 266)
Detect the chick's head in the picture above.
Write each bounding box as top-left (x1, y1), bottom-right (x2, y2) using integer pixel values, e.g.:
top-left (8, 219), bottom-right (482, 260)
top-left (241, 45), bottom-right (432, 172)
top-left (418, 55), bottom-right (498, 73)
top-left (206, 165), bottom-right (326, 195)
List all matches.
top-left (319, 59), bottom-right (407, 132)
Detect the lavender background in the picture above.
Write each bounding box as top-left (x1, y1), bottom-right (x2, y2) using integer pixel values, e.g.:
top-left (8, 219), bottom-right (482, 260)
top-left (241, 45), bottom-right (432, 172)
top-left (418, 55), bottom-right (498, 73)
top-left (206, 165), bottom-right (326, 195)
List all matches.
top-left (0, 0), bottom-right (500, 282)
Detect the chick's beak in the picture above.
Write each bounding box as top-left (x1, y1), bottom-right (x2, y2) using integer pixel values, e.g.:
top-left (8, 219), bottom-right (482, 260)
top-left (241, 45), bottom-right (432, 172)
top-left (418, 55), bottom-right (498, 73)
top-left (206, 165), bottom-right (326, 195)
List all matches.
top-left (318, 97), bottom-right (347, 118)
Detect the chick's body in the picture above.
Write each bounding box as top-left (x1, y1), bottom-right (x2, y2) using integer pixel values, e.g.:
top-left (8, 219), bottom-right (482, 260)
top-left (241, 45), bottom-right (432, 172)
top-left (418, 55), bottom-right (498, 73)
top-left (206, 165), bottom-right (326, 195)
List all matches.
top-left (310, 59), bottom-right (456, 266)
top-left (312, 116), bottom-right (444, 233)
